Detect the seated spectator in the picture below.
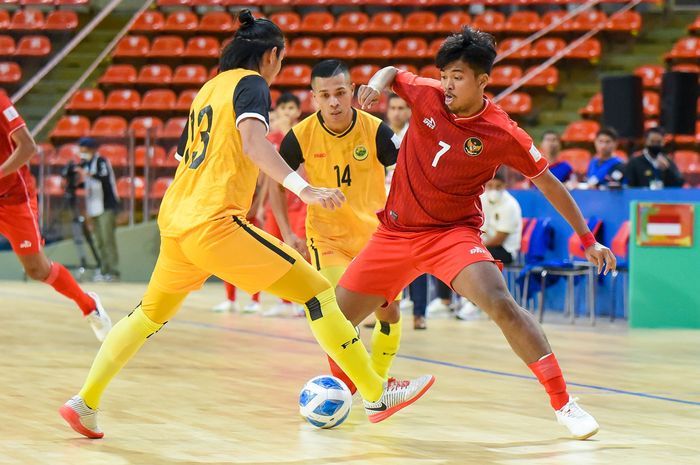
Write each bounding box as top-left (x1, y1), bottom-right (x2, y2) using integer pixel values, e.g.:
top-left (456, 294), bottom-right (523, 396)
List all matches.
top-left (540, 130), bottom-right (576, 186)
top-left (625, 127), bottom-right (684, 189)
top-left (587, 127), bottom-right (625, 189)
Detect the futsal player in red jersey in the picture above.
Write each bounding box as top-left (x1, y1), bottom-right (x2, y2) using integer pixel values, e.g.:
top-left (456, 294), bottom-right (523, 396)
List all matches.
top-left (0, 90), bottom-right (112, 341)
top-left (333, 28), bottom-right (616, 440)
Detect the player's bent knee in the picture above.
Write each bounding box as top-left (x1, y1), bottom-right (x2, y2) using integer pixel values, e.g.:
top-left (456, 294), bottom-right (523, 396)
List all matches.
top-left (25, 263), bottom-right (49, 281)
top-left (482, 293), bottom-right (520, 323)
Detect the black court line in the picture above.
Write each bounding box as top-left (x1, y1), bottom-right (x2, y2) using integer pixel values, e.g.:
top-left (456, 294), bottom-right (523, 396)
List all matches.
top-left (171, 317), bottom-right (700, 407)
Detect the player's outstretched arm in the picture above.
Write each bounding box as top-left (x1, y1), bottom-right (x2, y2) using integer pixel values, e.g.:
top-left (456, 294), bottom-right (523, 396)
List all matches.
top-left (0, 126), bottom-right (37, 178)
top-left (531, 170), bottom-right (617, 275)
top-left (358, 67), bottom-right (399, 110)
top-left (239, 118), bottom-right (345, 210)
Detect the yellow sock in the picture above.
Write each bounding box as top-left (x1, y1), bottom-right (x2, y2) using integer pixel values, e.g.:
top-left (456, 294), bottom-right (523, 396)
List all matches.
top-left (305, 287), bottom-right (384, 401)
top-left (79, 307), bottom-right (162, 409)
top-left (371, 317), bottom-right (402, 380)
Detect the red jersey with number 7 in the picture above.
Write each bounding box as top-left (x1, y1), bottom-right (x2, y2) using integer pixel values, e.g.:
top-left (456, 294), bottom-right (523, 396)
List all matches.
top-left (380, 71), bottom-right (548, 232)
top-left (0, 90), bottom-right (34, 204)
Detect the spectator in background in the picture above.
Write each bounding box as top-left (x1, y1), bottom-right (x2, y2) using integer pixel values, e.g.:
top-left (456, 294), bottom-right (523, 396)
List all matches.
top-left (586, 127), bottom-right (625, 189)
top-left (385, 93), bottom-right (411, 144)
top-left (267, 92), bottom-right (302, 148)
top-left (540, 130), bottom-right (576, 186)
top-left (76, 137), bottom-right (120, 282)
top-left (625, 127), bottom-right (684, 189)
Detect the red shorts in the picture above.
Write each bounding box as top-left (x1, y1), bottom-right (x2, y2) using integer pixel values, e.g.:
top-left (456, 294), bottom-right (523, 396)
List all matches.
top-left (339, 224), bottom-right (500, 304)
top-left (0, 196), bottom-right (43, 255)
top-left (263, 204), bottom-right (306, 240)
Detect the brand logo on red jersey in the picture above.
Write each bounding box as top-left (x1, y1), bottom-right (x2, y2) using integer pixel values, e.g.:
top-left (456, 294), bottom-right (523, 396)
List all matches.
top-left (464, 137), bottom-right (483, 157)
top-left (470, 246), bottom-right (487, 255)
top-left (313, 153), bottom-right (327, 158)
top-left (423, 117), bottom-right (436, 129)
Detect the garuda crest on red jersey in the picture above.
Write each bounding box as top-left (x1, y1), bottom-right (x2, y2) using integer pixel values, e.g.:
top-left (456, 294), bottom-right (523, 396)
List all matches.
top-left (464, 137), bottom-right (483, 157)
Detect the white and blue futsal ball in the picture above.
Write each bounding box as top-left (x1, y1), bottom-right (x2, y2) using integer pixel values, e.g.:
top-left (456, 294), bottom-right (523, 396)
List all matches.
top-left (299, 375), bottom-right (353, 429)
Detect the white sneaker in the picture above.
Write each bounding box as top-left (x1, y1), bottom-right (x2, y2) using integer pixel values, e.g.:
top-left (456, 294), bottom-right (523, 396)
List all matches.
top-left (555, 396), bottom-right (599, 440)
top-left (426, 298), bottom-right (450, 315)
top-left (59, 395), bottom-right (103, 439)
top-left (211, 300), bottom-right (239, 313)
top-left (363, 375), bottom-right (435, 423)
top-left (399, 298), bottom-right (414, 311)
top-left (456, 300), bottom-right (480, 321)
top-left (84, 292), bottom-right (112, 342)
top-left (262, 302), bottom-right (291, 317)
top-left (242, 301), bottom-right (261, 314)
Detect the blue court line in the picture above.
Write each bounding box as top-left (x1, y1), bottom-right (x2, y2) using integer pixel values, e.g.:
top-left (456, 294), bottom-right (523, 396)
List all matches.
top-left (171, 318), bottom-right (700, 407)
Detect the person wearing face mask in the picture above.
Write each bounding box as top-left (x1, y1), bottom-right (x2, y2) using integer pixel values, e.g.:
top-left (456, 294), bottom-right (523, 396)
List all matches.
top-left (625, 127), bottom-right (684, 189)
top-left (480, 169), bottom-right (523, 265)
top-left (75, 137), bottom-right (120, 282)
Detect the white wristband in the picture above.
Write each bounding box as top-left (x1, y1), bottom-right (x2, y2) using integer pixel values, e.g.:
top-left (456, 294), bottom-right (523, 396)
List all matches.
top-left (282, 171), bottom-right (309, 197)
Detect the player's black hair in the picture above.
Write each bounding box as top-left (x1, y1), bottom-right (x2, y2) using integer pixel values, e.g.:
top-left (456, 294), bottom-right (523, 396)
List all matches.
top-left (644, 126), bottom-right (665, 139)
top-left (276, 92), bottom-right (300, 108)
top-left (436, 26), bottom-right (497, 75)
top-left (596, 127), bottom-right (619, 141)
top-left (311, 60), bottom-right (350, 82)
top-left (219, 9), bottom-right (284, 72)
top-left (541, 129), bottom-right (561, 140)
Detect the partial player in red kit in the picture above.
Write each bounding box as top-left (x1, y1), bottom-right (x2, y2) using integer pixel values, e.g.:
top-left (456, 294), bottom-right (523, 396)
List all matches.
top-left (0, 90), bottom-right (112, 341)
top-left (332, 28), bottom-right (616, 440)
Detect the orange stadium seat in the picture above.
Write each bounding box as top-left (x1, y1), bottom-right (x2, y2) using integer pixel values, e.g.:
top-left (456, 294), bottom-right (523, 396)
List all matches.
top-left (393, 37), bottom-right (428, 59)
top-left (148, 36), bottom-right (185, 59)
top-left (504, 11), bottom-right (540, 34)
top-left (137, 64), bottom-right (173, 86)
top-left (116, 176), bottom-right (145, 199)
top-left (0, 61), bottom-right (21, 86)
top-left (350, 64), bottom-right (379, 85)
top-left (130, 11), bottom-right (164, 33)
top-left (561, 120), bottom-right (600, 143)
top-left (403, 11), bottom-right (437, 33)
top-left (129, 116), bottom-right (163, 139)
top-left (635, 64), bottom-right (664, 89)
top-left (185, 36), bottom-right (220, 59)
top-left (21, 0), bottom-right (53, 5)
top-left (666, 37), bottom-right (700, 61)
top-left (689, 13), bottom-right (700, 35)
top-left (148, 145), bottom-right (168, 167)
top-left (497, 38), bottom-right (532, 60)
top-left (90, 116), bottom-right (127, 138)
top-left (643, 91), bottom-right (660, 117)
top-left (53, 144), bottom-right (79, 166)
top-left (15, 35), bottom-right (51, 57)
top-left (66, 89), bottom-right (104, 112)
top-left (436, 11), bottom-right (470, 34)
top-left (672, 63), bottom-right (700, 76)
top-left (336, 12), bottom-right (369, 33)
top-left (607, 10), bottom-right (642, 35)
top-left (542, 11), bottom-right (572, 33)
top-left (172, 65), bottom-right (207, 87)
top-left (164, 11), bottom-right (198, 33)
top-left (140, 89), bottom-right (176, 112)
top-left (571, 10), bottom-right (607, 32)
top-left (157, 0), bottom-right (190, 6)
top-left (558, 148), bottom-right (592, 176)
top-left (97, 144), bottom-right (128, 167)
top-left (10, 9), bottom-right (44, 31)
top-left (150, 176), bottom-right (173, 199)
top-left (269, 12), bottom-right (300, 33)
top-left (287, 37), bottom-right (323, 59)
top-left (43, 175), bottom-right (64, 197)
top-left (566, 38), bottom-right (602, 64)
top-left (160, 117), bottom-right (187, 139)
top-left (323, 37), bottom-right (358, 59)
top-left (489, 65), bottom-right (522, 88)
top-left (0, 11), bottom-right (9, 30)
top-left (429, 38), bottom-right (444, 56)
top-left (497, 92), bottom-right (532, 116)
top-left (103, 89), bottom-right (140, 112)
top-left (269, 89), bottom-right (281, 107)
top-left (368, 12), bottom-right (403, 33)
top-left (99, 64), bottom-right (137, 86)
top-left (579, 92), bottom-right (602, 117)
top-left (50, 115), bottom-right (90, 140)
top-left (0, 36), bottom-right (15, 57)
top-left (162, 146), bottom-right (180, 167)
top-left (35, 142), bottom-right (55, 165)
top-left (358, 38), bottom-right (393, 59)
top-left (114, 36), bottom-right (149, 59)
top-left (673, 150), bottom-right (700, 173)
top-left (199, 11), bottom-right (235, 34)
top-left (300, 12), bottom-right (334, 33)
top-left (292, 89), bottom-right (315, 114)
top-left (531, 38), bottom-right (566, 60)
top-left (274, 65), bottom-right (312, 86)
top-left (674, 121), bottom-right (700, 145)
top-left (394, 64), bottom-right (418, 74)
top-left (472, 10), bottom-right (505, 34)
top-left (44, 11), bottom-right (78, 32)
top-left (523, 66), bottom-right (559, 90)
top-left (419, 65), bottom-right (440, 80)
top-left (175, 89), bottom-right (197, 111)
top-left (55, 0), bottom-right (89, 6)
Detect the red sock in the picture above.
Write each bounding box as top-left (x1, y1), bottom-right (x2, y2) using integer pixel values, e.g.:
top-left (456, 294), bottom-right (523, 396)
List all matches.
top-left (43, 262), bottom-right (95, 316)
top-left (252, 292), bottom-right (260, 303)
top-left (224, 282), bottom-right (236, 302)
top-left (528, 353), bottom-right (569, 410)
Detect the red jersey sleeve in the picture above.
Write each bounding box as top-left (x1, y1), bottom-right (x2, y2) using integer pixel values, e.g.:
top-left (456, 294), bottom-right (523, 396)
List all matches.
top-left (0, 92), bottom-right (26, 137)
top-left (390, 70), bottom-right (443, 107)
top-left (502, 124), bottom-right (549, 179)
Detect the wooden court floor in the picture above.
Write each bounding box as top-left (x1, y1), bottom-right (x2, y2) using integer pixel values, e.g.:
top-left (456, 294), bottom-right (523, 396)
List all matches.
top-left (1, 280), bottom-right (699, 465)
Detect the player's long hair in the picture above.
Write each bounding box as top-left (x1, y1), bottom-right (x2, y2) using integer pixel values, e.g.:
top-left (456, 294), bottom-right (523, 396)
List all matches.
top-left (436, 26), bottom-right (497, 75)
top-left (220, 9), bottom-right (285, 73)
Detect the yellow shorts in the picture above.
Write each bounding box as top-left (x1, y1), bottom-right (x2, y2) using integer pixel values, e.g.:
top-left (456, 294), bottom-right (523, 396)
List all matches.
top-left (150, 216), bottom-right (300, 295)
